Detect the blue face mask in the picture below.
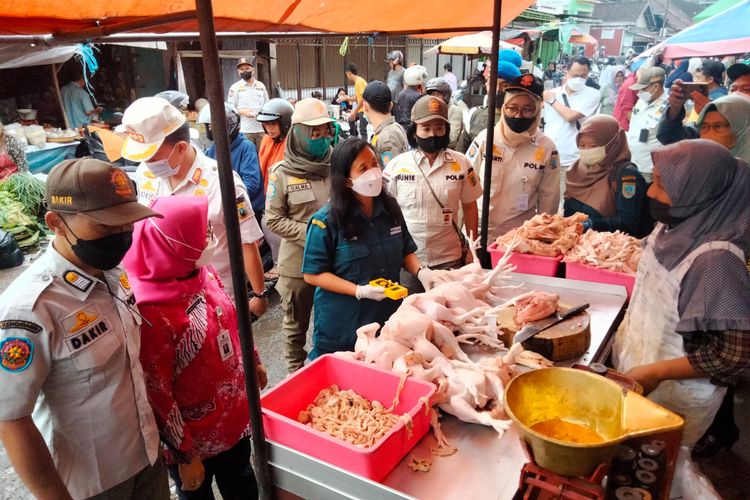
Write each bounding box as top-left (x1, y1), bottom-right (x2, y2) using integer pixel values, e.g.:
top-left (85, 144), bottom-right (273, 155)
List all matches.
top-left (143, 145), bottom-right (178, 179)
top-left (303, 136), bottom-right (331, 158)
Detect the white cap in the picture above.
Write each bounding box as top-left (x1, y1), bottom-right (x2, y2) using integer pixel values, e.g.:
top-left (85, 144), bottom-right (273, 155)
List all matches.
top-left (121, 97), bottom-right (186, 162)
top-left (404, 65), bottom-right (428, 86)
top-left (291, 98), bottom-right (334, 126)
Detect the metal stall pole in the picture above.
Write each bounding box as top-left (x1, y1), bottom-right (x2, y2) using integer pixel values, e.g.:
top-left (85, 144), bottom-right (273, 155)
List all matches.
top-left (194, 0), bottom-right (273, 498)
top-left (478, 0), bottom-right (503, 268)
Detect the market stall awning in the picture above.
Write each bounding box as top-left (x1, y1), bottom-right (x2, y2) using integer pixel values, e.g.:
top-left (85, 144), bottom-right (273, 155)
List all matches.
top-left (569, 33), bottom-right (598, 45)
top-left (424, 31), bottom-right (523, 55)
top-left (661, 0), bottom-right (750, 58)
top-left (0, 44), bottom-right (79, 69)
top-left (1, 1), bottom-right (537, 38)
top-left (693, 0), bottom-right (745, 22)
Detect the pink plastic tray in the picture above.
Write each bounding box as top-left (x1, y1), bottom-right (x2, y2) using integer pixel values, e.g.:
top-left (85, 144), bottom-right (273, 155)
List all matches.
top-left (488, 242), bottom-right (563, 277)
top-left (565, 261), bottom-right (636, 299)
top-left (260, 354), bottom-right (436, 482)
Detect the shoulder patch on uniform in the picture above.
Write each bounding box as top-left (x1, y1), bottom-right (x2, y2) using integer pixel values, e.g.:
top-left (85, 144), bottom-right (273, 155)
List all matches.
top-left (236, 194), bottom-right (250, 221)
top-left (444, 152), bottom-right (454, 162)
top-left (468, 168), bottom-right (479, 187)
top-left (267, 182), bottom-right (276, 198)
top-left (64, 270), bottom-right (93, 293)
top-left (1, 337), bottom-right (34, 372)
top-left (467, 142), bottom-right (479, 159)
top-left (0, 320), bottom-right (42, 334)
top-left (380, 150), bottom-right (394, 166)
top-left (622, 182), bottom-right (637, 199)
top-left (549, 151), bottom-right (560, 170)
top-left (311, 219), bottom-right (327, 230)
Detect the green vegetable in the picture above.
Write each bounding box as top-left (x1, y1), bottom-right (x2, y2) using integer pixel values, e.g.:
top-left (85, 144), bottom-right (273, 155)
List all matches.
top-left (0, 172), bottom-right (46, 218)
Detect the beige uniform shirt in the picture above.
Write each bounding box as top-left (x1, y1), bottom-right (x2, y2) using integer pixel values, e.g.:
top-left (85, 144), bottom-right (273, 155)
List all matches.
top-left (135, 149), bottom-right (264, 299)
top-left (468, 127), bottom-right (561, 239)
top-left (0, 244), bottom-right (160, 499)
top-left (265, 162), bottom-right (330, 278)
top-left (371, 116), bottom-right (407, 168)
top-left (626, 92), bottom-right (668, 175)
top-left (384, 149), bottom-right (482, 266)
top-left (228, 79), bottom-right (269, 134)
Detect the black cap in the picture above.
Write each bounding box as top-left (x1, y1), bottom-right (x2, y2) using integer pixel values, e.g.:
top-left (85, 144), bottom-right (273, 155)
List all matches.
top-left (362, 80), bottom-right (392, 106)
top-left (504, 74), bottom-right (544, 100)
top-left (727, 62), bottom-right (750, 82)
top-left (697, 60), bottom-right (725, 84)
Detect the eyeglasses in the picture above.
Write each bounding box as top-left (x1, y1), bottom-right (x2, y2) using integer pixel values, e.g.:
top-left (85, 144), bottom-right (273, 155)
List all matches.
top-left (699, 122), bottom-right (732, 133)
top-left (504, 106), bottom-right (536, 118)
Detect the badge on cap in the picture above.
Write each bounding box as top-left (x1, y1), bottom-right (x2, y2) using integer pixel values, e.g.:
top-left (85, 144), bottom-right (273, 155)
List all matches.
top-left (1, 338), bottom-right (34, 372)
top-left (428, 99), bottom-right (441, 113)
top-left (521, 74), bottom-right (534, 87)
top-left (127, 128), bottom-right (146, 144)
top-left (111, 169), bottom-right (134, 198)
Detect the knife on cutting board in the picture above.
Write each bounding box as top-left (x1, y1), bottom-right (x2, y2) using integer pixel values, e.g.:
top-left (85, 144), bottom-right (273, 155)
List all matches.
top-left (513, 303), bottom-right (590, 344)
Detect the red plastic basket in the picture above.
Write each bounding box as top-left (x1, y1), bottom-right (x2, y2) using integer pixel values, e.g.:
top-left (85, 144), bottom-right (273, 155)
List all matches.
top-left (260, 354), bottom-right (436, 482)
top-left (488, 242), bottom-right (563, 277)
top-left (565, 261), bottom-right (636, 299)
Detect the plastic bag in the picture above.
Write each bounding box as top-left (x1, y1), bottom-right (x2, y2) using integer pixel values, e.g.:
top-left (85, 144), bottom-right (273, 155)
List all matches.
top-left (670, 445), bottom-right (721, 500)
top-left (0, 229), bottom-right (24, 269)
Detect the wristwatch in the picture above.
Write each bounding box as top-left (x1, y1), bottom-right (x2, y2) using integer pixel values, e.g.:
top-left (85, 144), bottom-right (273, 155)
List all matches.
top-left (250, 289), bottom-right (270, 300)
top-left (546, 97), bottom-right (557, 105)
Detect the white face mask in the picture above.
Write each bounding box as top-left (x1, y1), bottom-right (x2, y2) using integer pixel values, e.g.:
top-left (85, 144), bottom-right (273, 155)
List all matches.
top-left (350, 168), bottom-right (383, 197)
top-left (148, 219), bottom-right (216, 269)
top-left (143, 145), bottom-right (178, 179)
top-left (637, 90), bottom-right (653, 103)
top-left (578, 146), bottom-right (607, 166)
top-left (567, 77), bottom-right (587, 92)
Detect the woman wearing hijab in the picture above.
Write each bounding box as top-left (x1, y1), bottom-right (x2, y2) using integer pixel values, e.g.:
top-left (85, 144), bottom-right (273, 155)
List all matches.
top-left (599, 66), bottom-right (625, 115)
top-left (466, 74), bottom-right (560, 240)
top-left (564, 115), bottom-right (651, 237)
top-left (302, 138), bottom-right (437, 358)
top-left (265, 98), bottom-right (334, 373)
top-left (613, 140), bottom-right (750, 455)
top-left (123, 196), bottom-right (265, 499)
top-left (657, 93), bottom-right (750, 162)
top-left (665, 59), bottom-right (693, 88)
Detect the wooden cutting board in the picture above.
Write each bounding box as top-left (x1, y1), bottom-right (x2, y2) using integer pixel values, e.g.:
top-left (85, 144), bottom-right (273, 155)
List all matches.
top-left (495, 304), bottom-right (591, 361)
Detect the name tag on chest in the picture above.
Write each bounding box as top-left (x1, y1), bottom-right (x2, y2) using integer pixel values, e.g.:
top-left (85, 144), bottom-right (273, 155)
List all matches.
top-left (288, 182), bottom-right (315, 203)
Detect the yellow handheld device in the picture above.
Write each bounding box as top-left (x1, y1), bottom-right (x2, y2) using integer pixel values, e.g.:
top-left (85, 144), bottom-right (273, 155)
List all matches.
top-left (369, 278), bottom-right (409, 300)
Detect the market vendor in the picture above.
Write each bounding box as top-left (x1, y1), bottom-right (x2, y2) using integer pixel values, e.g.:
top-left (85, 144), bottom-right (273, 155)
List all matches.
top-left (383, 96), bottom-right (482, 294)
top-left (613, 140), bottom-right (750, 447)
top-left (302, 138), bottom-right (441, 358)
top-left (564, 115), bottom-right (652, 238)
top-left (466, 74), bottom-right (560, 239)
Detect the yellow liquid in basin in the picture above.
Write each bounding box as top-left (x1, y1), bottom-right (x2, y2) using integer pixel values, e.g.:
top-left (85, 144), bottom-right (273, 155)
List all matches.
top-left (531, 418), bottom-right (605, 444)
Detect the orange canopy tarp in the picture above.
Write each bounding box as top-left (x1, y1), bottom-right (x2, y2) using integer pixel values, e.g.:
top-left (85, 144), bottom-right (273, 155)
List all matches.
top-left (0, 1), bottom-right (535, 37)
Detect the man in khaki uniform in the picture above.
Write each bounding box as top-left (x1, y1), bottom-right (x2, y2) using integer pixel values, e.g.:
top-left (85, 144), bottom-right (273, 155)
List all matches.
top-left (265, 98), bottom-right (334, 371)
top-left (362, 80), bottom-right (407, 168)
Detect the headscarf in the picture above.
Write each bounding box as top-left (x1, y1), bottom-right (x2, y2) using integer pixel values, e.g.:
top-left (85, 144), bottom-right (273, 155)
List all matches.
top-left (651, 140), bottom-right (750, 271)
top-left (697, 93), bottom-right (750, 162)
top-left (281, 123), bottom-right (332, 179)
top-left (497, 89), bottom-right (542, 149)
top-left (564, 115), bottom-right (632, 218)
top-left (665, 60), bottom-right (692, 88)
top-left (608, 66), bottom-right (626, 92)
top-left (123, 196), bottom-right (209, 304)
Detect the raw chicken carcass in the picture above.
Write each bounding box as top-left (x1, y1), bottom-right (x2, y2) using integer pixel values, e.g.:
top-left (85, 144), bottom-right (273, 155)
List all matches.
top-left (564, 230), bottom-right (643, 275)
top-left (496, 212), bottom-right (588, 257)
top-left (513, 291), bottom-right (560, 326)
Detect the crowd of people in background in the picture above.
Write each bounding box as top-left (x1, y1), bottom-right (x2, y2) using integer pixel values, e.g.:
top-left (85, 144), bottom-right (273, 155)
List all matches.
top-left (1, 46), bottom-right (750, 500)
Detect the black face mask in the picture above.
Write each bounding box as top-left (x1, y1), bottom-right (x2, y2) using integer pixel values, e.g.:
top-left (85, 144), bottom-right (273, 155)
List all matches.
top-left (504, 114), bottom-right (535, 133)
top-left (241, 71), bottom-right (253, 81)
top-left (63, 220), bottom-right (133, 270)
top-left (649, 198), bottom-right (688, 226)
top-left (416, 133), bottom-right (449, 154)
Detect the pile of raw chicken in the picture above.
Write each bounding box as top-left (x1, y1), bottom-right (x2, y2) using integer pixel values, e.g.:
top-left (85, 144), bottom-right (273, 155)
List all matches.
top-left (564, 230), bottom-right (642, 275)
top-left (338, 237), bottom-right (557, 459)
top-left (496, 213), bottom-right (589, 257)
top-left (298, 385), bottom-right (408, 448)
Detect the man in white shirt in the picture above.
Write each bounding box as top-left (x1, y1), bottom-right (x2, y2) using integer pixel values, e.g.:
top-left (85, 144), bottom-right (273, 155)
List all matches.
top-left (542, 57), bottom-right (601, 169)
top-left (626, 67), bottom-right (667, 182)
top-left (443, 63), bottom-right (458, 93)
top-left (121, 97), bottom-right (270, 318)
top-left (228, 57), bottom-right (269, 150)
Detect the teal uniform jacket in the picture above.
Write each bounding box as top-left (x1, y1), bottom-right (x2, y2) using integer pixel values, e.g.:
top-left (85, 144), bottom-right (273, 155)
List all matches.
top-left (302, 198), bottom-right (417, 358)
